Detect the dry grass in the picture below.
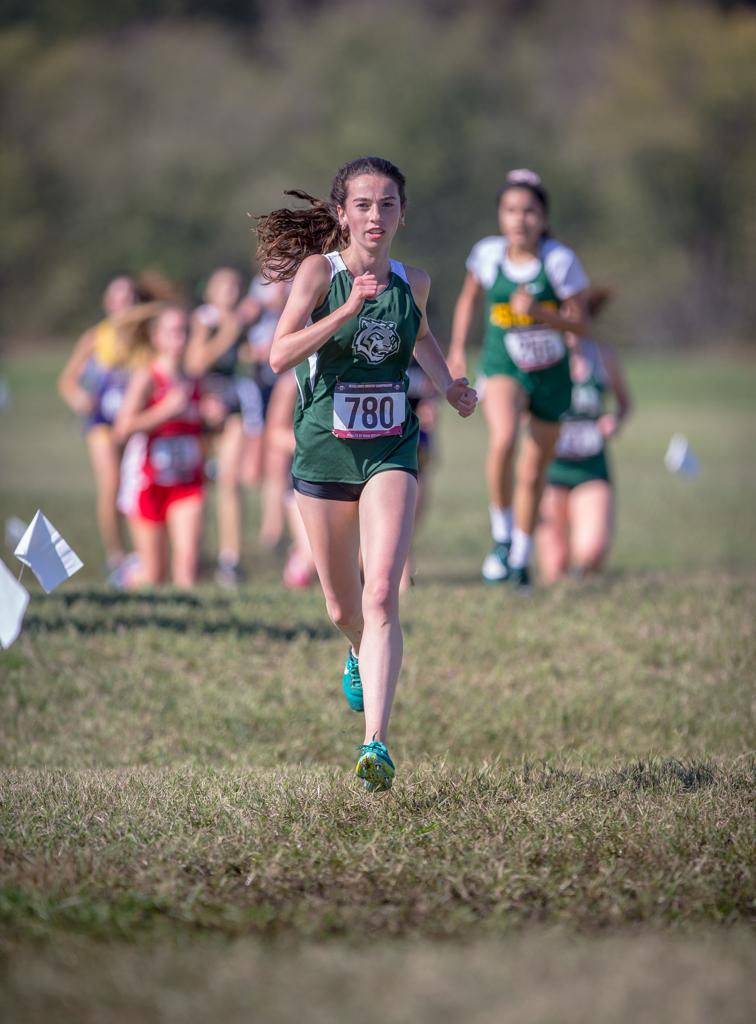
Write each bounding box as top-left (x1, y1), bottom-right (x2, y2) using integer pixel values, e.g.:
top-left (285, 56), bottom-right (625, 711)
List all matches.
top-left (2, 931), bottom-right (754, 1024)
top-left (1, 759), bottom-right (753, 942)
top-left (1, 351), bottom-right (755, 1021)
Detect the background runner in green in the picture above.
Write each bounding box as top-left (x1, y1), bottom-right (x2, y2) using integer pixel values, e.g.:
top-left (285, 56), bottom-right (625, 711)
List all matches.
top-left (548, 338), bottom-right (611, 489)
top-left (538, 300), bottom-right (634, 584)
top-left (448, 169), bottom-right (590, 585)
top-left (478, 252), bottom-right (571, 424)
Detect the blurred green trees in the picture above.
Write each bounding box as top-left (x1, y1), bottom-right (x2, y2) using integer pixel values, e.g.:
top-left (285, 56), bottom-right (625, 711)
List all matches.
top-left (1, 0), bottom-right (754, 346)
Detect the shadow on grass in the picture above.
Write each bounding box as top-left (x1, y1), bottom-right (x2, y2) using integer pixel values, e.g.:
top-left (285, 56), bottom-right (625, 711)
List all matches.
top-left (415, 563), bottom-right (639, 588)
top-left (59, 589), bottom-right (238, 609)
top-left (615, 759), bottom-right (718, 792)
top-left (414, 567), bottom-right (489, 586)
top-left (24, 611), bottom-right (333, 641)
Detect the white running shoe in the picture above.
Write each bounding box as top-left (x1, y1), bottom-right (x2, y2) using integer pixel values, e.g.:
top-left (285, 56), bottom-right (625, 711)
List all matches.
top-left (481, 542), bottom-right (511, 583)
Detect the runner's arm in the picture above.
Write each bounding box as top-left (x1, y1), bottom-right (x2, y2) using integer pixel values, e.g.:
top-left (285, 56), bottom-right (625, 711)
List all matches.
top-left (269, 256), bottom-right (350, 374)
top-left (600, 345), bottom-right (633, 436)
top-left (57, 328), bottom-right (97, 415)
top-left (447, 272), bottom-right (483, 379)
top-left (512, 288), bottom-right (589, 339)
top-left (184, 313), bottom-right (243, 377)
top-left (113, 368), bottom-right (189, 440)
top-left (407, 267), bottom-right (477, 418)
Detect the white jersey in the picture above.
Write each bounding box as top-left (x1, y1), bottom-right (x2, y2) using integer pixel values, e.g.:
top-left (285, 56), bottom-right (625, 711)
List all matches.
top-left (466, 236), bottom-right (588, 299)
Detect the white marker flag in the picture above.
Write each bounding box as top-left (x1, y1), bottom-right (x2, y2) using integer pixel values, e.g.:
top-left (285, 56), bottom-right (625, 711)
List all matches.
top-left (664, 434), bottom-right (701, 479)
top-left (0, 557), bottom-right (29, 648)
top-left (14, 510), bottom-right (83, 593)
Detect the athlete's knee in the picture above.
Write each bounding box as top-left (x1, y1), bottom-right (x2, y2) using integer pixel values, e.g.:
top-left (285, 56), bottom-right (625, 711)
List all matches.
top-left (574, 540), bottom-right (609, 572)
top-left (362, 576), bottom-right (398, 624)
top-left (517, 454), bottom-right (547, 491)
top-left (489, 433), bottom-right (516, 461)
top-left (325, 596), bottom-right (362, 634)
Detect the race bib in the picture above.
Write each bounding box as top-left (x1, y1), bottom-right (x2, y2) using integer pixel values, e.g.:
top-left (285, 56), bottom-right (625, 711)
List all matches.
top-left (100, 384), bottom-right (126, 423)
top-left (333, 382), bottom-right (405, 440)
top-left (556, 419), bottom-right (604, 460)
top-left (149, 435), bottom-right (203, 485)
top-left (505, 328), bottom-right (565, 371)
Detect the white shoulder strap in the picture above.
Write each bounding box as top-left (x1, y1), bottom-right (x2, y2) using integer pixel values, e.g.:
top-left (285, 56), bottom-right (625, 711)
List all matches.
top-left (390, 259), bottom-right (409, 284)
top-left (323, 251), bottom-right (346, 279)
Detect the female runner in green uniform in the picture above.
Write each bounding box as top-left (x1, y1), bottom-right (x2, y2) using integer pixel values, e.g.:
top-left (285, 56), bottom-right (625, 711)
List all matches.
top-left (257, 156), bottom-right (477, 791)
top-left (537, 288), bottom-right (633, 582)
top-left (448, 169), bottom-right (589, 588)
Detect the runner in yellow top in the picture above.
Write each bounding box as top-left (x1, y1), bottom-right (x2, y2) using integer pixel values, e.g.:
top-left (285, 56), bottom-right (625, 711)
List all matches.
top-left (57, 276), bottom-right (143, 574)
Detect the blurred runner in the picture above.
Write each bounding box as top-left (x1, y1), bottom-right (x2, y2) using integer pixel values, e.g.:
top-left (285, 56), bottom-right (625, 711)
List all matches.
top-left (537, 288), bottom-right (633, 582)
top-left (57, 275), bottom-right (145, 575)
top-left (185, 267), bottom-right (260, 586)
top-left (448, 169), bottom-right (589, 589)
top-left (240, 272), bottom-right (292, 550)
top-left (260, 370), bottom-right (317, 589)
top-left (115, 305), bottom-right (221, 588)
top-left (399, 358), bottom-right (439, 592)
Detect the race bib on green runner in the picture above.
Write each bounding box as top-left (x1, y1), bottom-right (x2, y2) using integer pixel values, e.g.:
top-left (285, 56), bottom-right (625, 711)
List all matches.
top-left (332, 382), bottom-right (405, 439)
top-left (556, 419), bottom-right (604, 460)
top-left (505, 328), bottom-right (565, 371)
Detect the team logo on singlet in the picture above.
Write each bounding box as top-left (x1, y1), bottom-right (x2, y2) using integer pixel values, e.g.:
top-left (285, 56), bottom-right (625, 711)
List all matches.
top-left (352, 317), bottom-right (401, 365)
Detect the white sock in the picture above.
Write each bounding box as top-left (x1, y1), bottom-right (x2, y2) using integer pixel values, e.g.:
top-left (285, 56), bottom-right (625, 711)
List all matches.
top-left (508, 528), bottom-right (533, 569)
top-left (489, 505), bottom-right (513, 544)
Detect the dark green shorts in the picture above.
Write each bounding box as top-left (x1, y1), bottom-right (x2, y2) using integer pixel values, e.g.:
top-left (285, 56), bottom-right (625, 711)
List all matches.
top-left (480, 347), bottom-right (571, 424)
top-left (292, 468), bottom-right (418, 502)
top-left (547, 452), bottom-right (611, 490)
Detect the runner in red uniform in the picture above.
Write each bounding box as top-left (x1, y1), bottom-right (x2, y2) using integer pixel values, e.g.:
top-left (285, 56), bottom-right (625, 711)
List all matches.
top-left (115, 306), bottom-right (210, 587)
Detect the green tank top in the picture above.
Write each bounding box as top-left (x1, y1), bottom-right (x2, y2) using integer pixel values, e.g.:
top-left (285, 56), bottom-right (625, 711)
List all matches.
top-left (293, 252), bottom-right (422, 484)
top-left (554, 341), bottom-right (607, 462)
top-left (482, 257), bottom-right (565, 375)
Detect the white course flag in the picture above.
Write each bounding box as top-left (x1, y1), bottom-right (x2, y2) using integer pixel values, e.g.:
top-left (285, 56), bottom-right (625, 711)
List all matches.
top-left (14, 510), bottom-right (83, 593)
top-left (664, 434), bottom-right (701, 479)
top-left (0, 557), bottom-right (30, 649)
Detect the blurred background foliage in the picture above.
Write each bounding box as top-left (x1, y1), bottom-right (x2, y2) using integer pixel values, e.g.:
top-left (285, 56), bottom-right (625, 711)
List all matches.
top-left (1, 0), bottom-right (755, 347)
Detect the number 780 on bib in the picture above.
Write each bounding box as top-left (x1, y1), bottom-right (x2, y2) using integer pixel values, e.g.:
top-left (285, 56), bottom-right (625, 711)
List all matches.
top-left (332, 381), bottom-right (406, 440)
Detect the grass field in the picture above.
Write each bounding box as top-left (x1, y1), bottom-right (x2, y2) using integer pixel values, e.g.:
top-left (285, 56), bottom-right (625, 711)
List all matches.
top-left (0, 348), bottom-right (755, 1022)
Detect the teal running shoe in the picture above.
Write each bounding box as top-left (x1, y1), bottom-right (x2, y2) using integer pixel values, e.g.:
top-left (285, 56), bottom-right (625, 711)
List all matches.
top-left (342, 648), bottom-right (364, 712)
top-left (481, 541), bottom-right (511, 583)
top-left (355, 739), bottom-right (395, 792)
top-left (506, 565), bottom-right (532, 591)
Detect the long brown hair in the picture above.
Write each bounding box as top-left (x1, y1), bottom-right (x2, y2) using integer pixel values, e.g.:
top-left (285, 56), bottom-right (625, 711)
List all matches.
top-left (112, 301), bottom-right (186, 365)
top-left (255, 157), bottom-right (407, 281)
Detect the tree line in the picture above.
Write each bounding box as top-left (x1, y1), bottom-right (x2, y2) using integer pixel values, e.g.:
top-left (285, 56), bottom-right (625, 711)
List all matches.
top-left (1, 0), bottom-right (754, 347)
